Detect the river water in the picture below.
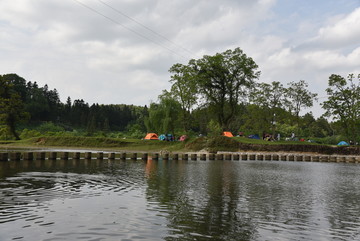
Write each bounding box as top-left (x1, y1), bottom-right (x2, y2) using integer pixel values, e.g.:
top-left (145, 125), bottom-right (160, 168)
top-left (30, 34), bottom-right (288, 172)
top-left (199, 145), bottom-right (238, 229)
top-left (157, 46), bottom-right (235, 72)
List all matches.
top-left (1, 158), bottom-right (360, 241)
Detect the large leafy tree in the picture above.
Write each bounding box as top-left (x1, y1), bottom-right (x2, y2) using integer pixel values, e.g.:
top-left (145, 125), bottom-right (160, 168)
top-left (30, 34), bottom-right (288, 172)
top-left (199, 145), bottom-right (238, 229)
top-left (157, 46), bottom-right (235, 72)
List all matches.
top-left (168, 62), bottom-right (198, 132)
top-left (2, 74), bottom-right (27, 100)
top-left (286, 80), bottom-right (318, 128)
top-left (0, 75), bottom-right (29, 139)
top-left (250, 81), bottom-right (289, 135)
top-left (240, 104), bottom-right (271, 135)
top-left (145, 91), bottom-right (182, 134)
top-left (193, 48), bottom-right (260, 130)
top-left (322, 74), bottom-right (360, 142)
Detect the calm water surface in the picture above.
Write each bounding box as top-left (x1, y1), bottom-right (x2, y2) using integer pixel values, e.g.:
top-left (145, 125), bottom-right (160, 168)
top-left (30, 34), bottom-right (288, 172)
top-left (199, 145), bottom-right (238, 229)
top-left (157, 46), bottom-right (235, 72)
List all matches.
top-left (0, 158), bottom-right (360, 241)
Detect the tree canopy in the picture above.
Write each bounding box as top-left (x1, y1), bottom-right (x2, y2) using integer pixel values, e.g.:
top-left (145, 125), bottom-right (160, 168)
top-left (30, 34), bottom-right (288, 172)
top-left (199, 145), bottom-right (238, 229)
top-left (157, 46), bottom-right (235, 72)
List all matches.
top-left (322, 74), bottom-right (360, 142)
top-left (169, 63), bottom-right (198, 132)
top-left (0, 75), bottom-right (29, 139)
top-left (287, 80), bottom-right (318, 131)
top-left (169, 47), bottom-right (260, 131)
top-left (250, 81), bottom-right (289, 135)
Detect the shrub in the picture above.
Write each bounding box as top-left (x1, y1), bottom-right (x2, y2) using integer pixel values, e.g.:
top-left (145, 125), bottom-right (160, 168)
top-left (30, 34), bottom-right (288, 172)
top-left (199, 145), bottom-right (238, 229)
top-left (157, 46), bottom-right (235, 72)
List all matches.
top-left (0, 126), bottom-right (11, 140)
top-left (206, 136), bottom-right (239, 152)
top-left (313, 135), bottom-right (345, 145)
top-left (185, 137), bottom-right (208, 151)
top-left (20, 129), bottom-right (41, 139)
top-left (207, 120), bottom-right (222, 137)
top-left (126, 123), bottom-right (146, 139)
top-left (37, 122), bottom-right (65, 133)
top-left (277, 123), bottom-right (297, 138)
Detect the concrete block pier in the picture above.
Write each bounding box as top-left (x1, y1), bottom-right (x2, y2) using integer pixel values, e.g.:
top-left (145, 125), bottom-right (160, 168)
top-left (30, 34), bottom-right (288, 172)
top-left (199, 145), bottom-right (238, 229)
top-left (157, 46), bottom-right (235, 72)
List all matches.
top-left (0, 151), bottom-right (359, 165)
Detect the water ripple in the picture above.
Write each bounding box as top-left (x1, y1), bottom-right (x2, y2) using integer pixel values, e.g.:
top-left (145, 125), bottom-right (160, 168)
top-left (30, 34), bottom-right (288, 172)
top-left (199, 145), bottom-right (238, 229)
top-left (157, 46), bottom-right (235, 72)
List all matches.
top-left (1, 160), bottom-right (360, 240)
top-left (0, 166), bottom-right (144, 228)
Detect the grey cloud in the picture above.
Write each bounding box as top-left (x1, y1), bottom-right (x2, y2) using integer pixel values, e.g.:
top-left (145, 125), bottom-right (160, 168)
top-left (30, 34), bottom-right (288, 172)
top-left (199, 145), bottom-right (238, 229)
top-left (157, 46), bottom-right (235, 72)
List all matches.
top-left (0, 0), bottom-right (359, 112)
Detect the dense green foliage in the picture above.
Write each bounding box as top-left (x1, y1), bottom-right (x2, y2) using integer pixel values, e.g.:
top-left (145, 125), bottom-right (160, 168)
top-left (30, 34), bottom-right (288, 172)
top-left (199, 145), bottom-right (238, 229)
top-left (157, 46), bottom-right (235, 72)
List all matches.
top-left (0, 47), bottom-right (358, 144)
top-left (164, 48), bottom-right (328, 141)
top-left (0, 73), bottom-right (148, 139)
top-left (192, 48), bottom-right (260, 130)
top-left (322, 74), bottom-right (360, 143)
top-left (0, 75), bottom-right (29, 139)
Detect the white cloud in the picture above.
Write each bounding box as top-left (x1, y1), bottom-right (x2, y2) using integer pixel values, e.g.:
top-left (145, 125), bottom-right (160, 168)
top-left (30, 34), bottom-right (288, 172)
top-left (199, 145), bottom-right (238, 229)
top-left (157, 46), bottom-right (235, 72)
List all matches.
top-left (300, 7), bottom-right (360, 50)
top-left (348, 47), bottom-right (360, 63)
top-left (303, 50), bottom-right (358, 70)
top-left (317, 7), bottom-right (360, 47)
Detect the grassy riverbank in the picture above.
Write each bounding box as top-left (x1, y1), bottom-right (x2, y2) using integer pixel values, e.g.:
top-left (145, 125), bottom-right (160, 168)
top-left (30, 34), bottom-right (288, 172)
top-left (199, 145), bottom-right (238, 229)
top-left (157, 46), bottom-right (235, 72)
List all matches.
top-left (1, 135), bottom-right (359, 155)
top-left (0, 136), bottom-right (186, 152)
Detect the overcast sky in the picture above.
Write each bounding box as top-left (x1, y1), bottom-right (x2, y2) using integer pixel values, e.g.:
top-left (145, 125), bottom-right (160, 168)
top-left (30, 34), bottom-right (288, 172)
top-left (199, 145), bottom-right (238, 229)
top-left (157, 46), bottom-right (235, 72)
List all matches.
top-left (1, 0), bottom-right (360, 116)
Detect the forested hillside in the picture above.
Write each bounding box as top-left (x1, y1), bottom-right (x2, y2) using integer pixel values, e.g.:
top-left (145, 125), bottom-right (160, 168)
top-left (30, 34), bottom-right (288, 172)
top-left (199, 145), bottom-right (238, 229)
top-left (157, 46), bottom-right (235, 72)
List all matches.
top-left (0, 73), bottom-right (147, 139)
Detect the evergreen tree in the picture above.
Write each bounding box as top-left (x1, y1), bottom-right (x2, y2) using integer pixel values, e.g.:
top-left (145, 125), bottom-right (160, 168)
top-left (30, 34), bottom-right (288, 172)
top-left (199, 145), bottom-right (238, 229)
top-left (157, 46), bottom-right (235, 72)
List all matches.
top-left (0, 75), bottom-right (29, 139)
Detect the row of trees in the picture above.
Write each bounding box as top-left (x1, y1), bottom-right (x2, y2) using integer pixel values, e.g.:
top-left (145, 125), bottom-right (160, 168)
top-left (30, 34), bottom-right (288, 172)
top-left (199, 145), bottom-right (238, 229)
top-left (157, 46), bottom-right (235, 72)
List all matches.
top-left (1, 47), bottom-right (359, 143)
top-left (146, 48), bottom-right (359, 143)
top-left (0, 74), bottom-right (147, 139)
top-left (146, 48), bottom-right (317, 135)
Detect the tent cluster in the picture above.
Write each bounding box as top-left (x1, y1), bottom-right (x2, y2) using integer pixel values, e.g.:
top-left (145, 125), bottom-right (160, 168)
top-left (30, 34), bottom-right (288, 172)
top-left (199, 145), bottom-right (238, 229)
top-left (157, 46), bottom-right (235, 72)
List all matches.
top-left (144, 133), bottom-right (188, 141)
top-left (222, 131), bottom-right (261, 139)
top-left (146, 131), bottom-right (262, 140)
top-left (147, 132), bottom-right (351, 144)
top-left (220, 133), bottom-right (352, 146)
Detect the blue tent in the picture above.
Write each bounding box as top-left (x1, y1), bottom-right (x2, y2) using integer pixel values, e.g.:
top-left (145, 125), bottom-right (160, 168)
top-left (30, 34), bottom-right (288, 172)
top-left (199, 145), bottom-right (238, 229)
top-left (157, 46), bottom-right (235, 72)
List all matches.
top-left (166, 133), bottom-right (174, 141)
top-left (248, 134), bottom-right (260, 139)
top-left (159, 134), bottom-right (174, 141)
top-left (337, 141), bottom-right (349, 146)
top-left (158, 134), bottom-right (166, 141)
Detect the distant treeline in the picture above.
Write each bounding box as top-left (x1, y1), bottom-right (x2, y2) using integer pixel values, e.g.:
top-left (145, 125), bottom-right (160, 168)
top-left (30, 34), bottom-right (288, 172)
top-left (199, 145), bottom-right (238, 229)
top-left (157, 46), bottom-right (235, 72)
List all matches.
top-left (0, 73), bottom-right (148, 134)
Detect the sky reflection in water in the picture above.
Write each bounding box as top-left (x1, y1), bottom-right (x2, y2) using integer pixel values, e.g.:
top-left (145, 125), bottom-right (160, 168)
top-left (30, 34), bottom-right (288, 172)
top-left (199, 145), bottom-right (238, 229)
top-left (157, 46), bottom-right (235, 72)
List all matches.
top-left (1, 158), bottom-right (360, 241)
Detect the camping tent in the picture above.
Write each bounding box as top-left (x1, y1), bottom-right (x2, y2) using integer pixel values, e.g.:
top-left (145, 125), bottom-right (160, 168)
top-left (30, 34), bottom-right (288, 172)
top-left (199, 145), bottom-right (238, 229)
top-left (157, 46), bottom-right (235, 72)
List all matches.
top-left (248, 134), bottom-right (260, 139)
top-left (222, 131), bottom-right (233, 137)
top-left (158, 134), bottom-right (166, 141)
top-left (166, 133), bottom-right (174, 141)
top-left (337, 141), bottom-right (349, 146)
top-left (144, 133), bottom-right (158, 140)
top-left (179, 135), bottom-right (188, 141)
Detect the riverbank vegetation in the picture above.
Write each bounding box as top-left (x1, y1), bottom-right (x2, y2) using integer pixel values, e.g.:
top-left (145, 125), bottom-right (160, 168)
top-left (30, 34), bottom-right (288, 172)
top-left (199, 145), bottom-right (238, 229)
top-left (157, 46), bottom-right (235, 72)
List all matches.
top-left (1, 47), bottom-right (359, 147)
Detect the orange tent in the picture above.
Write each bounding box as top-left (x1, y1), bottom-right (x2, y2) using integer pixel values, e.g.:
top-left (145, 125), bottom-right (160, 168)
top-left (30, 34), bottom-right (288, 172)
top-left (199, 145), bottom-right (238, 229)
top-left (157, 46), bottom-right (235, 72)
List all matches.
top-left (222, 131), bottom-right (233, 137)
top-left (144, 133), bottom-right (158, 140)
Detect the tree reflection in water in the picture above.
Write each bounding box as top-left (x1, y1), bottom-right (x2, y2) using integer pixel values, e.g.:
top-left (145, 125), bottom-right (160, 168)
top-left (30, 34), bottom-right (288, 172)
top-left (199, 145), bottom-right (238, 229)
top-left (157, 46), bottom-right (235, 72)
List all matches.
top-left (1, 158), bottom-right (360, 240)
top-left (144, 159), bottom-right (360, 241)
top-left (145, 159), bottom-right (258, 240)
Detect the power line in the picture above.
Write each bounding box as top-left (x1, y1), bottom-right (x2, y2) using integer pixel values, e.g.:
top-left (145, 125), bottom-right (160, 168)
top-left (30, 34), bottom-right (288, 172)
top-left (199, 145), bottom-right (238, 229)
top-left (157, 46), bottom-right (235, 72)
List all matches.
top-left (97, 0), bottom-right (195, 57)
top-left (72, 0), bottom-right (188, 59)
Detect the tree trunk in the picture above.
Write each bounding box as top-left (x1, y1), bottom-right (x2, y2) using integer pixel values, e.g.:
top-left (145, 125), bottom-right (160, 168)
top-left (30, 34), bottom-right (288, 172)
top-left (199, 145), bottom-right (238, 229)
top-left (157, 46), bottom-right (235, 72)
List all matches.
top-left (8, 119), bottom-right (20, 140)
